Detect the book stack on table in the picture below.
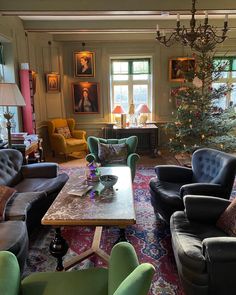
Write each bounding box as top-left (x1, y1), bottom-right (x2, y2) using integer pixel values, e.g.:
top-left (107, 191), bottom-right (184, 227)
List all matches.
top-left (11, 132), bottom-right (28, 144)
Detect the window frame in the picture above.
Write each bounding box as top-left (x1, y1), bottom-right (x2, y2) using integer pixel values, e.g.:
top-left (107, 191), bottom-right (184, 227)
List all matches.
top-left (213, 56), bottom-right (236, 109)
top-left (110, 57), bottom-right (153, 114)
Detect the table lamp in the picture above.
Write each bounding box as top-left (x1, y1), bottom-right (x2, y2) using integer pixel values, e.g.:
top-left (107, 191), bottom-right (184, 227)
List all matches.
top-left (112, 105), bottom-right (125, 127)
top-left (0, 83), bottom-right (26, 148)
top-left (136, 104), bottom-right (151, 126)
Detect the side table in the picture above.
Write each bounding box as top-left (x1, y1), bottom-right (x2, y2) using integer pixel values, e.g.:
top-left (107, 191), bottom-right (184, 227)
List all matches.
top-left (12, 138), bottom-right (44, 164)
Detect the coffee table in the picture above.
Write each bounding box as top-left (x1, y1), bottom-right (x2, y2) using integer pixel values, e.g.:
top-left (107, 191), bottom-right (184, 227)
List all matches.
top-left (41, 166), bottom-right (136, 271)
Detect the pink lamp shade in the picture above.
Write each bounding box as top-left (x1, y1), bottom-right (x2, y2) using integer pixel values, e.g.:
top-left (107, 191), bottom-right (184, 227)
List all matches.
top-left (136, 104), bottom-right (151, 114)
top-left (112, 105), bottom-right (125, 114)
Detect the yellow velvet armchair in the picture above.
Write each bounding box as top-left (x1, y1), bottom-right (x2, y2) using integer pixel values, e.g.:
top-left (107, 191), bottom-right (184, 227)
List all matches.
top-left (47, 118), bottom-right (87, 159)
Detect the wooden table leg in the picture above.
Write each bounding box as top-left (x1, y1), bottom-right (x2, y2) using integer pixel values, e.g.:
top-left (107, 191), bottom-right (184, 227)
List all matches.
top-left (115, 227), bottom-right (128, 244)
top-left (49, 228), bottom-right (69, 271)
top-left (64, 226), bottom-right (109, 271)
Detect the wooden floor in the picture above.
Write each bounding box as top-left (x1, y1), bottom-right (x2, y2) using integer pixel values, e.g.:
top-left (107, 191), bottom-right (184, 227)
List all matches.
top-left (45, 149), bottom-right (179, 168)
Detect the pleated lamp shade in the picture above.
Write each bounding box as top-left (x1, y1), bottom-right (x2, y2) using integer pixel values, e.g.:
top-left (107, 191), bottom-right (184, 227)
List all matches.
top-left (112, 105), bottom-right (125, 114)
top-left (136, 104), bottom-right (151, 114)
top-left (0, 83), bottom-right (26, 106)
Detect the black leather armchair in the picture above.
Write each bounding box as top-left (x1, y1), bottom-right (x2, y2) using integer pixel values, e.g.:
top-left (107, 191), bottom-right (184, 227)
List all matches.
top-left (149, 148), bottom-right (236, 222)
top-left (170, 195), bottom-right (236, 295)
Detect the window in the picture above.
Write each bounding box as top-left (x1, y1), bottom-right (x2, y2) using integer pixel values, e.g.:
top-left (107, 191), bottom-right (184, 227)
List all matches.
top-left (0, 43), bottom-right (19, 138)
top-left (212, 57), bottom-right (236, 109)
top-left (110, 58), bottom-right (152, 113)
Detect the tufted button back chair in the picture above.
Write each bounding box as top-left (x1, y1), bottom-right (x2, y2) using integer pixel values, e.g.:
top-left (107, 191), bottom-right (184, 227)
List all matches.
top-left (149, 148), bottom-right (236, 223)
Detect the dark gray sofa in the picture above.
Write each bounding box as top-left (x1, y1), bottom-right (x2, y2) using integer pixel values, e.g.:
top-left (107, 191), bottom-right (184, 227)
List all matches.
top-left (0, 149), bottom-right (69, 271)
top-left (170, 195), bottom-right (236, 295)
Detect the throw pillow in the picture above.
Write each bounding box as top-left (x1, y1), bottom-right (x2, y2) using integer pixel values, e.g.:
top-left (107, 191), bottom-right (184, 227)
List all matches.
top-left (56, 126), bottom-right (72, 139)
top-left (98, 142), bottom-right (128, 165)
top-left (0, 185), bottom-right (17, 221)
top-left (216, 198), bottom-right (236, 236)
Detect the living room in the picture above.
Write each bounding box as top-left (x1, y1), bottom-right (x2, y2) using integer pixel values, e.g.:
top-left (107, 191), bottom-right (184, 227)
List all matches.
top-left (1, 1), bottom-right (236, 295)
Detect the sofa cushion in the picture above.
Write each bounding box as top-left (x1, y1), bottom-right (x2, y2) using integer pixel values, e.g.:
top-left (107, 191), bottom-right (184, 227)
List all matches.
top-left (0, 185), bottom-right (16, 221)
top-left (56, 126), bottom-right (72, 139)
top-left (98, 142), bottom-right (128, 165)
top-left (216, 198), bottom-right (236, 236)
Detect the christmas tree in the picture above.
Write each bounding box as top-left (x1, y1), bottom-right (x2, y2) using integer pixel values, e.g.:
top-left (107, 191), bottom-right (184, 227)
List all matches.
top-left (167, 51), bottom-right (236, 153)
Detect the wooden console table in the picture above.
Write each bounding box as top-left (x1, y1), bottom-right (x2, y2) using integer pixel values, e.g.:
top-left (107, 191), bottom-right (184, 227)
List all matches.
top-left (103, 124), bottom-right (158, 157)
top-left (12, 139), bottom-right (44, 164)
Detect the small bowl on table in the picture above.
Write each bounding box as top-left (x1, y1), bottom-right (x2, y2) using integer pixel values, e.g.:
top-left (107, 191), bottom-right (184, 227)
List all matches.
top-left (99, 175), bottom-right (118, 189)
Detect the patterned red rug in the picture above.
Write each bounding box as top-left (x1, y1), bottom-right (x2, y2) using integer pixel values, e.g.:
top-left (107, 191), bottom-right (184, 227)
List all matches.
top-left (24, 166), bottom-right (236, 295)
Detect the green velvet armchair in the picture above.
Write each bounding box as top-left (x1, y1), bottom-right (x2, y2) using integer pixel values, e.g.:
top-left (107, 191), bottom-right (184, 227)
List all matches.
top-left (0, 242), bottom-right (154, 295)
top-left (86, 136), bottom-right (140, 181)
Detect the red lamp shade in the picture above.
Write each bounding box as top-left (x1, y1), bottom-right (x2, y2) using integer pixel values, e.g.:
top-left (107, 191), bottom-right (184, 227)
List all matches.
top-left (112, 105), bottom-right (125, 114)
top-left (136, 104), bottom-right (151, 114)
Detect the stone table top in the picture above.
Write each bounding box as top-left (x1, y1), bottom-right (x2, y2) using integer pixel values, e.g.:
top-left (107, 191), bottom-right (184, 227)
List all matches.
top-left (41, 166), bottom-right (136, 227)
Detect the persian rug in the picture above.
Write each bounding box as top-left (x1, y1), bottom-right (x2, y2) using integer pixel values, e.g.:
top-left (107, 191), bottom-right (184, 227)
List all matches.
top-left (24, 166), bottom-right (236, 295)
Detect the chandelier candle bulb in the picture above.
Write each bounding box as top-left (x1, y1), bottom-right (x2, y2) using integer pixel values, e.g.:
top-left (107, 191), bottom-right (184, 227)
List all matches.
top-left (162, 30), bottom-right (166, 36)
top-left (204, 11), bottom-right (208, 19)
top-left (156, 24), bottom-right (159, 32)
top-left (225, 14), bottom-right (228, 23)
top-left (177, 13), bottom-right (180, 22)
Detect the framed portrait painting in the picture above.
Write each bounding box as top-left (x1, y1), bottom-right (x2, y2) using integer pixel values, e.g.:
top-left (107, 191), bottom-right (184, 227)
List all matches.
top-left (45, 73), bottom-right (60, 93)
top-left (72, 82), bottom-right (100, 114)
top-left (169, 57), bottom-right (195, 82)
top-left (74, 51), bottom-right (95, 77)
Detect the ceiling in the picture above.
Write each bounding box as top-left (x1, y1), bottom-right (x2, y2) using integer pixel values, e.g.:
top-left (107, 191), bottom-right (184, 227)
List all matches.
top-left (1, 0), bottom-right (236, 41)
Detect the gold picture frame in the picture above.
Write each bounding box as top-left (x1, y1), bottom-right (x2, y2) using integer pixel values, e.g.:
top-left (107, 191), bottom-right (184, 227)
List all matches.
top-left (74, 51), bottom-right (95, 77)
top-left (72, 82), bottom-right (100, 114)
top-left (45, 73), bottom-right (60, 93)
top-left (169, 57), bottom-right (195, 82)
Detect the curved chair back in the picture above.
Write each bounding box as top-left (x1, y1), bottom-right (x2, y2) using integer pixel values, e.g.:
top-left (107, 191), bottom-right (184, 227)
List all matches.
top-left (0, 149), bottom-right (23, 186)
top-left (192, 148), bottom-right (236, 198)
top-left (87, 136), bottom-right (138, 157)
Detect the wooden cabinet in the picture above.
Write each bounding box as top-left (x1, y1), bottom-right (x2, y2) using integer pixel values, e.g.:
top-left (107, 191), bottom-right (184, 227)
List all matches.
top-left (19, 69), bottom-right (36, 134)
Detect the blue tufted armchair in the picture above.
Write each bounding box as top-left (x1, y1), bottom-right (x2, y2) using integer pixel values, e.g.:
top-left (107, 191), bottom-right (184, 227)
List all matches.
top-left (149, 148), bottom-right (236, 222)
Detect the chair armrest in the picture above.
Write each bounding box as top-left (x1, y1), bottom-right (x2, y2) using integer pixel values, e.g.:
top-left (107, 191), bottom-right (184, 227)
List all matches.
top-left (0, 251), bottom-right (20, 295)
top-left (180, 183), bottom-right (224, 198)
top-left (203, 237), bottom-right (236, 262)
top-left (127, 153), bottom-right (140, 182)
top-left (127, 153), bottom-right (140, 167)
top-left (202, 237), bottom-right (236, 294)
top-left (155, 165), bottom-right (193, 183)
top-left (113, 263), bottom-right (155, 295)
top-left (51, 133), bottom-right (67, 148)
top-left (21, 163), bottom-right (59, 178)
top-left (86, 153), bottom-right (98, 163)
top-left (183, 195), bottom-right (230, 222)
top-left (71, 130), bottom-right (86, 140)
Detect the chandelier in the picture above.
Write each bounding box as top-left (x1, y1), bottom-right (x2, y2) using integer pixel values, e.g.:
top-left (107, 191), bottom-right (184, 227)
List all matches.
top-left (156, 0), bottom-right (229, 52)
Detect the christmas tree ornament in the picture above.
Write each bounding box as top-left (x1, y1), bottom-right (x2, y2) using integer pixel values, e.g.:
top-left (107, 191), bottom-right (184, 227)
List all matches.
top-left (193, 76), bottom-right (203, 88)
